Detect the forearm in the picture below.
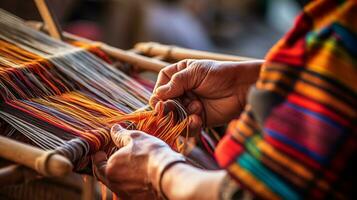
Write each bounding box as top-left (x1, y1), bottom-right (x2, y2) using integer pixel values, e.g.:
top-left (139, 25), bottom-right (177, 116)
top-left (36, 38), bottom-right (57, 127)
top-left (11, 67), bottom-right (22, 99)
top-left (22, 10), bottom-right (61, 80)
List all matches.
top-left (161, 163), bottom-right (227, 200)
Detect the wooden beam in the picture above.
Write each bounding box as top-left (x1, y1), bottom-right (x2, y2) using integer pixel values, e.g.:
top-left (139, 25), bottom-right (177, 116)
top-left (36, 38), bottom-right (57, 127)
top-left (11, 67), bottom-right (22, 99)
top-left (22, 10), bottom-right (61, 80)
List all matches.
top-left (0, 164), bottom-right (37, 186)
top-left (135, 42), bottom-right (259, 62)
top-left (26, 21), bottom-right (170, 72)
top-left (0, 135), bottom-right (73, 177)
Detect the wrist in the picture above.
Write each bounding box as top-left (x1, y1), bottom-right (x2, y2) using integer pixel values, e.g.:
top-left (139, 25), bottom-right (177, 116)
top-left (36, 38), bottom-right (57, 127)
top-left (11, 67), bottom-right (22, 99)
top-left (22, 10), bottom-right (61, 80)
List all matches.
top-left (234, 60), bottom-right (262, 84)
top-left (162, 163), bottom-right (196, 200)
top-left (162, 163), bottom-right (227, 200)
top-left (148, 148), bottom-right (186, 195)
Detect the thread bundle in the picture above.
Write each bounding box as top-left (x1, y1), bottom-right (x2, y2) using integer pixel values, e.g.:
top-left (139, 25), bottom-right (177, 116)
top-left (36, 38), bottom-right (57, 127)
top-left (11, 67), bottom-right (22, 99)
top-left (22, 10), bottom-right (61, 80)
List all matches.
top-left (0, 9), bottom-right (188, 169)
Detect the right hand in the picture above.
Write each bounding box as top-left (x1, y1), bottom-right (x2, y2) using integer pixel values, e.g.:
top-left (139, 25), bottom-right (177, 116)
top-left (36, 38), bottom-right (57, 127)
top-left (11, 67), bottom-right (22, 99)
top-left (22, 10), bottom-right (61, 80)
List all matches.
top-left (92, 124), bottom-right (185, 199)
top-left (150, 59), bottom-right (262, 131)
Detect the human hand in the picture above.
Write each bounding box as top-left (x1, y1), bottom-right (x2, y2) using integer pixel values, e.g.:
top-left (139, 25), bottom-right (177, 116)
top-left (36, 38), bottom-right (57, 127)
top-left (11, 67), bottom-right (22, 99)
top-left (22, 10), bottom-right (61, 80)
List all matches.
top-left (150, 59), bottom-right (262, 131)
top-left (92, 124), bottom-right (185, 199)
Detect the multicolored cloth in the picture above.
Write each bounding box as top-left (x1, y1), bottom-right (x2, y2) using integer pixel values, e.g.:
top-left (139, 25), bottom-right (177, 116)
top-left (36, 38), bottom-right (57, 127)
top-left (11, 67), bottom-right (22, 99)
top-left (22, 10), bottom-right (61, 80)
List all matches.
top-left (215, 0), bottom-right (357, 199)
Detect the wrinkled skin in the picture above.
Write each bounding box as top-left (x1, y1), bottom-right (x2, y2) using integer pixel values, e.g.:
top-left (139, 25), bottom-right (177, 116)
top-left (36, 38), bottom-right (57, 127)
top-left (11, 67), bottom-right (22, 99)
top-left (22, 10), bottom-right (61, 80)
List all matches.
top-left (151, 59), bottom-right (262, 132)
top-left (93, 124), bottom-right (185, 199)
top-left (93, 60), bottom-right (262, 199)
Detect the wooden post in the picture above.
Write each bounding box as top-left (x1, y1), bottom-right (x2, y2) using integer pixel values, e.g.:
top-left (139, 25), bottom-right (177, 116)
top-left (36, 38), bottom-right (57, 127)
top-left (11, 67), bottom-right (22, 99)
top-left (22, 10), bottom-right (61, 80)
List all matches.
top-left (34, 0), bottom-right (63, 40)
top-left (0, 135), bottom-right (73, 177)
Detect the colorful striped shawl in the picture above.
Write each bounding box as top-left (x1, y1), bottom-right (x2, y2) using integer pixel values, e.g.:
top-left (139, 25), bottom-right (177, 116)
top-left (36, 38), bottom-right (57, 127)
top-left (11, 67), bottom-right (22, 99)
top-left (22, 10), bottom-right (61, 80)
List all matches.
top-left (215, 1), bottom-right (357, 199)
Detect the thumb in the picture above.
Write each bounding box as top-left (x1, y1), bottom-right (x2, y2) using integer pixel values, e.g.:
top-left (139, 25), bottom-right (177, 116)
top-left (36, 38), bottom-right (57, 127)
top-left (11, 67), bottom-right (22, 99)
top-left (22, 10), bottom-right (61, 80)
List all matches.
top-left (155, 68), bottom-right (192, 100)
top-left (110, 124), bottom-right (133, 148)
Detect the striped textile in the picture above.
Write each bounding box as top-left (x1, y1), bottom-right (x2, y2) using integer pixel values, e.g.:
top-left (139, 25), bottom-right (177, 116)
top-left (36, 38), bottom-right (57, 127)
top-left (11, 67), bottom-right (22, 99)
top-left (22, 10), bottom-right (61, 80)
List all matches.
top-left (215, 0), bottom-right (357, 199)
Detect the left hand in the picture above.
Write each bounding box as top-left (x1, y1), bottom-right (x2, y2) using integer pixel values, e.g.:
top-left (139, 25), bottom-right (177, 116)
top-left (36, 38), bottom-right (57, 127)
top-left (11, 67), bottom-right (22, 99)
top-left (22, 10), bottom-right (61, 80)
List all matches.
top-left (92, 124), bottom-right (185, 199)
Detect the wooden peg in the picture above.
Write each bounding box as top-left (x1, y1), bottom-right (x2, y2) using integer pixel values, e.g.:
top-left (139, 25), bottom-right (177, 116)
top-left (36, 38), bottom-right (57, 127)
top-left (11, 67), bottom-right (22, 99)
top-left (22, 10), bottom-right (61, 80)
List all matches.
top-left (34, 0), bottom-right (63, 40)
top-left (0, 135), bottom-right (73, 177)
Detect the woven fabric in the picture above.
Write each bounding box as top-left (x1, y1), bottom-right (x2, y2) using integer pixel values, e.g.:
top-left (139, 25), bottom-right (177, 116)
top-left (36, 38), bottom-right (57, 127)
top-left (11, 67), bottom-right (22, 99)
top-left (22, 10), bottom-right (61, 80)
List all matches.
top-left (215, 1), bottom-right (357, 199)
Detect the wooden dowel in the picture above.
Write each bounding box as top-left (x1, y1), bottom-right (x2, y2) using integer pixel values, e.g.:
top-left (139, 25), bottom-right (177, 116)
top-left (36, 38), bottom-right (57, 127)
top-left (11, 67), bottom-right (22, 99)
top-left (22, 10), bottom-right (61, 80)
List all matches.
top-left (34, 0), bottom-right (63, 40)
top-left (0, 164), bottom-right (39, 186)
top-left (26, 21), bottom-right (169, 72)
top-left (0, 165), bottom-right (27, 185)
top-left (98, 43), bottom-right (168, 72)
top-left (0, 135), bottom-right (73, 177)
top-left (135, 42), bottom-right (257, 62)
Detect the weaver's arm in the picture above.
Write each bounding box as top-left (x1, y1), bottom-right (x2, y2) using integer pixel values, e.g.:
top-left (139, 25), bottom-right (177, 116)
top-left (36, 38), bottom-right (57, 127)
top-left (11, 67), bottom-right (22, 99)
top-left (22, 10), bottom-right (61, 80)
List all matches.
top-left (92, 125), bottom-right (242, 200)
top-left (161, 163), bottom-right (228, 200)
top-left (92, 60), bottom-right (261, 199)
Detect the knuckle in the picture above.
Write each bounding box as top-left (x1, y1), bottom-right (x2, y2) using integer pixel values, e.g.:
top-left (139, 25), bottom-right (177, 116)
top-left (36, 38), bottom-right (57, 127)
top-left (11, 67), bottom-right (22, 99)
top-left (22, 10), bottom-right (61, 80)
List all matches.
top-left (172, 73), bottom-right (182, 82)
top-left (177, 59), bottom-right (189, 70)
top-left (186, 59), bottom-right (195, 66)
top-left (180, 59), bottom-right (189, 65)
top-left (129, 131), bottom-right (144, 139)
top-left (158, 70), bottom-right (166, 79)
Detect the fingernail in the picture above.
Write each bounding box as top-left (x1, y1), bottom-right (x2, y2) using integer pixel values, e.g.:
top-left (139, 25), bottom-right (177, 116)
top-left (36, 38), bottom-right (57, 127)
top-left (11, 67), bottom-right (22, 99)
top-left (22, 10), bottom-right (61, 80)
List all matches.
top-left (154, 101), bottom-right (163, 111)
top-left (150, 96), bottom-right (158, 108)
top-left (156, 85), bottom-right (168, 95)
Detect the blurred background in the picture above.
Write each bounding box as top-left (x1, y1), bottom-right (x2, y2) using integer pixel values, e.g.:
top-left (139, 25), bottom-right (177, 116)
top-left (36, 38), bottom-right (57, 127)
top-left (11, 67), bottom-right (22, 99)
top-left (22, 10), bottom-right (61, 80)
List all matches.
top-left (1, 0), bottom-right (305, 58)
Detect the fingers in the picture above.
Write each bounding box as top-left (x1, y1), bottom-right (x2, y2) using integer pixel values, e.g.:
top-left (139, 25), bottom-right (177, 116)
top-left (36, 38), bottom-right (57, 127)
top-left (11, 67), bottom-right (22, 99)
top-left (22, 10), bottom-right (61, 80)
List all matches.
top-left (154, 101), bottom-right (165, 115)
top-left (149, 95), bottom-right (160, 110)
top-left (154, 60), bottom-right (190, 91)
top-left (92, 151), bottom-right (108, 185)
top-left (188, 114), bottom-right (203, 135)
top-left (111, 124), bottom-right (134, 148)
top-left (152, 99), bottom-right (203, 135)
top-left (186, 100), bottom-right (203, 134)
top-left (187, 100), bottom-right (202, 115)
top-left (155, 68), bottom-right (191, 100)
top-left (150, 60), bottom-right (191, 108)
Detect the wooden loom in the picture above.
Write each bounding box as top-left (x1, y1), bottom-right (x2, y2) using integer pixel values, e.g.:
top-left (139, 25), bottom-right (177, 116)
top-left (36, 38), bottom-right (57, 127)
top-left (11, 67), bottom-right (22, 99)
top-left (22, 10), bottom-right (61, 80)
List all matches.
top-left (0, 0), bottom-right (256, 199)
